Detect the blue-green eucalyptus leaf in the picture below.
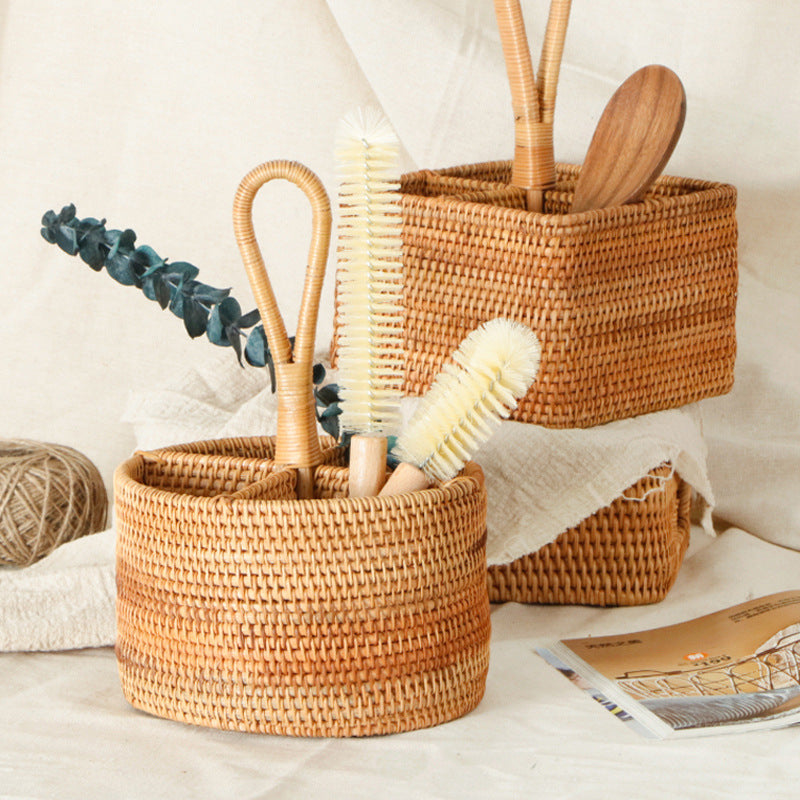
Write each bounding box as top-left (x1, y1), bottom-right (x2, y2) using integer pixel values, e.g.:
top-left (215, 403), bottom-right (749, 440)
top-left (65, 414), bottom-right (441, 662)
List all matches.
top-left (312, 363), bottom-right (326, 385)
top-left (227, 325), bottom-right (244, 365)
top-left (266, 350), bottom-right (276, 391)
top-left (244, 325), bottom-right (268, 367)
top-left (104, 228), bottom-right (136, 254)
top-left (320, 403), bottom-right (341, 419)
top-left (53, 225), bottom-right (79, 255)
top-left (189, 282), bottom-right (230, 305)
top-left (237, 308), bottom-right (261, 329)
top-left (75, 219), bottom-right (107, 270)
top-left (182, 297), bottom-right (208, 338)
top-left (140, 265), bottom-right (169, 300)
top-left (386, 439), bottom-right (401, 468)
top-left (314, 385), bottom-right (340, 407)
top-left (40, 205), bottom-right (78, 251)
top-left (215, 296), bottom-right (242, 327)
top-left (104, 229), bottom-right (138, 286)
top-left (386, 447), bottom-right (400, 469)
top-left (56, 205), bottom-right (76, 224)
top-left (129, 245), bottom-right (165, 280)
top-left (40, 210), bottom-right (59, 244)
top-left (169, 286), bottom-right (186, 318)
top-left (141, 261), bottom-right (169, 278)
top-left (75, 216), bottom-right (104, 233)
top-left (154, 274), bottom-right (171, 309)
top-left (318, 412), bottom-right (340, 440)
top-left (207, 303), bottom-right (231, 346)
top-left (164, 261), bottom-right (199, 282)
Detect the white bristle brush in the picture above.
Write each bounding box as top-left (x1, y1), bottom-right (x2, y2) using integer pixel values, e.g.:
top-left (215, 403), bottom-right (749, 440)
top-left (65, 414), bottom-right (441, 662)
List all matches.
top-left (379, 318), bottom-right (541, 496)
top-left (335, 108), bottom-right (405, 497)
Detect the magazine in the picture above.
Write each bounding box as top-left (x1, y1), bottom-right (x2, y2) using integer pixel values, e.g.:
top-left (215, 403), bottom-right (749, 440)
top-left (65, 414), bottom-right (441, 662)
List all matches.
top-left (536, 591), bottom-right (800, 739)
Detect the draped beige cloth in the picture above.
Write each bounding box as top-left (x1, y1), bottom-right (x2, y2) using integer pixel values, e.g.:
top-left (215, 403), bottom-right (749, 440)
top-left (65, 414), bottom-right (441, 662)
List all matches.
top-left (1, 1), bottom-right (800, 795)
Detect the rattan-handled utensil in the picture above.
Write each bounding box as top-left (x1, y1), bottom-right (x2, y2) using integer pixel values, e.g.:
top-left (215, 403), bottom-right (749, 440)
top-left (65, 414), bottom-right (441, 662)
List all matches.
top-left (233, 160), bottom-right (331, 499)
top-left (494, 0), bottom-right (571, 211)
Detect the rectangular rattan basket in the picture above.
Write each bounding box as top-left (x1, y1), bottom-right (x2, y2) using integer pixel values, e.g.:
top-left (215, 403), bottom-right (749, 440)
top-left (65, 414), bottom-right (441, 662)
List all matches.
top-left (329, 1), bottom-right (729, 606)
top-left (487, 463), bottom-right (692, 606)
top-left (330, 2), bottom-right (738, 428)
top-left (398, 161), bottom-right (737, 428)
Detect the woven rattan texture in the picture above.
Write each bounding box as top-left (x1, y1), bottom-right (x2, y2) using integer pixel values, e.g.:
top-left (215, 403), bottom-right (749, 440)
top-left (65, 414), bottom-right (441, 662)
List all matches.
top-left (487, 464), bottom-right (691, 606)
top-left (114, 436), bottom-right (490, 737)
top-left (396, 161), bottom-right (738, 428)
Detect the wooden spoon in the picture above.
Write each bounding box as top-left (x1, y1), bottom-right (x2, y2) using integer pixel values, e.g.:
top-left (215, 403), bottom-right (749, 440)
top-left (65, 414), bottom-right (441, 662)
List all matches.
top-left (571, 65), bottom-right (686, 213)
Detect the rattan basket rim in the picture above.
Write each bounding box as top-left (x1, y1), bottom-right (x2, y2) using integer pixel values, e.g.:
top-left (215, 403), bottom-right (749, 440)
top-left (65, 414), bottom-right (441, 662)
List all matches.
top-left (404, 160), bottom-right (737, 227)
top-left (114, 437), bottom-right (485, 512)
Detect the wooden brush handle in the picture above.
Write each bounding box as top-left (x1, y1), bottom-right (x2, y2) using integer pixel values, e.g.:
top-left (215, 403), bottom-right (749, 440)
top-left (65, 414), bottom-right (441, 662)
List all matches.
top-left (232, 161), bottom-right (331, 494)
top-left (348, 435), bottom-right (388, 498)
top-left (378, 462), bottom-right (431, 497)
top-left (494, 0), bottom-right (571, 211)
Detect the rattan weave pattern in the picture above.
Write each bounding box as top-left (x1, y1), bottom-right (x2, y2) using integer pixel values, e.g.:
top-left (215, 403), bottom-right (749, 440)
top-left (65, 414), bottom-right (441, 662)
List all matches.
top-left (396, 161), bottom-right (737, 428)
top-left (114, 436), bottom-right (490, 736)
top-left (487, 464), bottom-right (691, 606)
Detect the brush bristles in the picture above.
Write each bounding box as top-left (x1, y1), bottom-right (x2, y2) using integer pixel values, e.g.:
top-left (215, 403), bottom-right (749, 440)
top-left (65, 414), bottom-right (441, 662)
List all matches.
top-left (335, 108), bottom-right (404, 437)
top-left (393, 319), bottom-right (541, 482)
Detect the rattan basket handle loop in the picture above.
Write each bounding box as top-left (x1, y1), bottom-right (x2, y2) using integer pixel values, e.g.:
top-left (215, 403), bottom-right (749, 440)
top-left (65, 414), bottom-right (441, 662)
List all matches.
top-left (494, 0), bottom-right (571, 211)
top-left (233, 160), bottom-right (331, 368)
top-left (233, 160), bottom-right (331, 485)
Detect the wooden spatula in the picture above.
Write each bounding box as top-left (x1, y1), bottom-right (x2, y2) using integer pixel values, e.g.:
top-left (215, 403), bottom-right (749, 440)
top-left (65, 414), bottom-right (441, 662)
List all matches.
top-left (571, 65), bottom-right (686, 213)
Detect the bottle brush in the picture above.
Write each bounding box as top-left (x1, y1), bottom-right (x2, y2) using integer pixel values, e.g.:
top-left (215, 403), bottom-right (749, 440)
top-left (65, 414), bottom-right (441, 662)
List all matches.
top-left (335, 108), bottom-right (405, 497)
top-left (380, 318), bottom-right (541, 496)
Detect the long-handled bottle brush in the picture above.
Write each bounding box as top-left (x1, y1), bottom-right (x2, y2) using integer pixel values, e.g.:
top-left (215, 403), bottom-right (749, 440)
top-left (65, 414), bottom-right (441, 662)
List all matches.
top-left (379, 318), bottom-right (541, 496)
top-left (335, 109), bottom-right (405, 497)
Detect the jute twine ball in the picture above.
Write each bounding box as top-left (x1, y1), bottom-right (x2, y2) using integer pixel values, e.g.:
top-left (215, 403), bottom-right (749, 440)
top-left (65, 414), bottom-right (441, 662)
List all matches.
top-left (0, 439), bottom-right (108, 567)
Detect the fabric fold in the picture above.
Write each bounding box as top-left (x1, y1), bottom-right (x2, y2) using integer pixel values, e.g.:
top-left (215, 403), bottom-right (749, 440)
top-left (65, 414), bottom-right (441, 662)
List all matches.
top-left (475, 404), bottom-right (713, 566)
top-left (0, 529), bottom-right (116, 652)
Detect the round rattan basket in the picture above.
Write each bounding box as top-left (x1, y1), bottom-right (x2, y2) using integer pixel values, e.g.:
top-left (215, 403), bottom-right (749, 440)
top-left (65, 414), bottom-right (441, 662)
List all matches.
top-left (113, 161), bottom-right (490, 736)
top-left (114, 436), bottom-right (490, 736)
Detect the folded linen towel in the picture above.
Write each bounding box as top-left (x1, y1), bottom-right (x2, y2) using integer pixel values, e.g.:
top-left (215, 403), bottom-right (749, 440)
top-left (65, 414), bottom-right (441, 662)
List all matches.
top-left (0, 528), bottom-right (116, 651)
top-left (478, 405), bottom-right (713, 565)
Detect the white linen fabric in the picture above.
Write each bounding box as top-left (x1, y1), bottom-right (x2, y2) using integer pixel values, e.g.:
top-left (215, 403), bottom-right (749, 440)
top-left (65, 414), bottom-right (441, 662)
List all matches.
top-left (0, 529), bottom-right (115, 652)
top-left (480, 407), bottom-right (713, 565)
top-left (1, 0), bottom-right (800, 794)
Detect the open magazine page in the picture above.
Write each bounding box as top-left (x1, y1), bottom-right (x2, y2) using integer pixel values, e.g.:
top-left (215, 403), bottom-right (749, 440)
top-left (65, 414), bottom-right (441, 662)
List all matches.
top-left (537, 591), bottom-right (800, 739)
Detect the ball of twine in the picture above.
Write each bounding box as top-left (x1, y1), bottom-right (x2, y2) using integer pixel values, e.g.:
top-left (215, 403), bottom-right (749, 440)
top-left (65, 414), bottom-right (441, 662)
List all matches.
top-left (0, 439), bottom-right (108, 567)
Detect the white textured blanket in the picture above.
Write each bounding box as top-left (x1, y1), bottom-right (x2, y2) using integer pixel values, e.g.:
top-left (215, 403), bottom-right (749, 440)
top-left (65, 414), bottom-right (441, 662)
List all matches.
top-left (0, 352), bottom-right (714, 652)
top-left (0, 528), bottom-right (116, 652)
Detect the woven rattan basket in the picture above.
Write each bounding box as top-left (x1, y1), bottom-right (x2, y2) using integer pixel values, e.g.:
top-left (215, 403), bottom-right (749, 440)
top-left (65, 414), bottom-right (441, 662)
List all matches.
top-left (328, 0), bottom-right (728, 607)
top-left (487, 464), bottom-right (691, 606)
top-left (114, 162), bottom-right (490, 736)
top-left (115, 437), bottom-right (489, 736)
top-left (400, 162), bottom-right (737, 428)
top-left (333, 0), bottom-right (738, 429)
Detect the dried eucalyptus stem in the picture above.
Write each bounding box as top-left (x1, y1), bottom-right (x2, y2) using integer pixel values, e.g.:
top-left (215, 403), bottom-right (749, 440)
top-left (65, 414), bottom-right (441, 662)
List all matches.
top-left (40, 204), bottom-right (342, 438)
